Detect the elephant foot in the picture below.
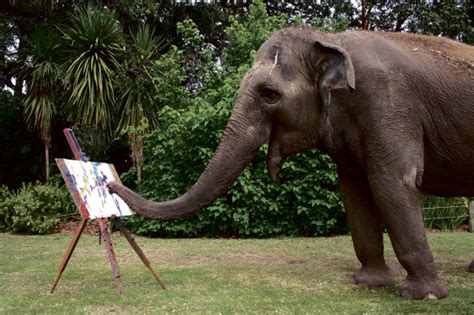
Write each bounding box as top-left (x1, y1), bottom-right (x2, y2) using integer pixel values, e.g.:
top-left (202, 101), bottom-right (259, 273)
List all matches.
top-left (469, 260), bottom-right (474, 273)
top-left (397, 278), bottom-right (448, 300)
top-left (352, 265), bottom-right (394, 288)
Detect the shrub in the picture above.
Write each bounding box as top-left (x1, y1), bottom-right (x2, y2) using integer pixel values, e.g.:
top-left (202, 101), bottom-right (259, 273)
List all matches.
top-left (0, 183), bottom-right (75, 234)
top-left (0, 185), bottom-right (11, 232)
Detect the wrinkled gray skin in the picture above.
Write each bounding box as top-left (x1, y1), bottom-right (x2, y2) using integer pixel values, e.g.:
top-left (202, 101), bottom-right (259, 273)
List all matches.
top-left (109, 28), bottom-right (474, 300)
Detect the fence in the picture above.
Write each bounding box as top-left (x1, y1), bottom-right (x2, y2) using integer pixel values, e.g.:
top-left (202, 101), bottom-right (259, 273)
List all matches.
top-left (422, 197), bottom-right (473, 232)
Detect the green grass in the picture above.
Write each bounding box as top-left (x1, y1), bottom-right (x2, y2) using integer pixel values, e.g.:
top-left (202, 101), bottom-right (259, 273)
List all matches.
top-left (0, 232), bottom-right (472, 314)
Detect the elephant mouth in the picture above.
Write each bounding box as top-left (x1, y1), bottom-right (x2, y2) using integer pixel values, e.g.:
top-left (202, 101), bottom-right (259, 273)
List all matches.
top-left (266, 133), bottom-right (284, 182)
top-left (266, 129), bottom-right (315, 182)
top-left (267, 153), bottom-right (282, 182)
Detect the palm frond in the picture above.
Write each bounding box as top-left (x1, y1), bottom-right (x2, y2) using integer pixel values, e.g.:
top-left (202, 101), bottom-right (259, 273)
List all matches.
top-left (21, 28), bottom-right (63, 144)
top-left (115, 24), bottom-right (165, 133)
top-left (61, 3), bottom-right (124, 131)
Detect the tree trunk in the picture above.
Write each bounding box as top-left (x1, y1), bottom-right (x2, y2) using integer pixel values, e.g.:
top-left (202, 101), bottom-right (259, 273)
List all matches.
top-left (45, 143), bottom-right (50, 181)
top-left (130, 134), bottom-right (143, 183)
top-left (360, 0), bottom-right (374, 30)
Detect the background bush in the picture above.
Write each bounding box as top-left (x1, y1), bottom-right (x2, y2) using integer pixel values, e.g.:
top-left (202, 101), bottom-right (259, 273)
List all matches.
top-left (0, 182), bottom-right (75, 234)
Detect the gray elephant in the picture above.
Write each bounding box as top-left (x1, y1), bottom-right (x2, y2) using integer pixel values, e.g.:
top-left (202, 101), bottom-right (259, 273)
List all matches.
top-left (109, 27), bottom-right (474, 300)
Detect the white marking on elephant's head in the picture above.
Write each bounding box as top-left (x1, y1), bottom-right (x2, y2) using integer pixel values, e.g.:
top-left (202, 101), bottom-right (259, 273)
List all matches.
top-left (269, 50), bottom-right (279, 76)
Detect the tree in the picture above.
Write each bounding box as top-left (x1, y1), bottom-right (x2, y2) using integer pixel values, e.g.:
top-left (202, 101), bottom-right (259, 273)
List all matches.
top-left (116, 24), bottom-right (166, 181)
top-left (0, 0), bottom-right (75, 93)
top-left (20, 28), bottom-right (64, 180)
top-left (407, 1), bottom-right (474, 43)
top-left (61, 3), bottom-right (124, 132)
top-left (353, 0), bottom-right (474, 43)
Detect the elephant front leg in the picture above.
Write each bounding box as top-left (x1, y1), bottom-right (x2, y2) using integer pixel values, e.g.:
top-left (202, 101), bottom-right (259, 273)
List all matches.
top-left (368, 163), bottom-right (448, 300)
top-left (338, 169), bottom-right (394, 288)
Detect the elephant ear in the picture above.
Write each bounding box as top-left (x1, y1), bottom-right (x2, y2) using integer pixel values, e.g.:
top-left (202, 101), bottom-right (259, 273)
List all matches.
top-left (314, 41), bottom-right (355, 106)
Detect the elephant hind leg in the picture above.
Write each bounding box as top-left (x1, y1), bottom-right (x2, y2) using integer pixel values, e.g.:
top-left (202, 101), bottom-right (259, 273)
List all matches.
top-left (469, 260), bottom-right (474, 273)
top-left (338, 169), bottom-right (394, 288)
top-left (367, 155), bottom-right (447, 299)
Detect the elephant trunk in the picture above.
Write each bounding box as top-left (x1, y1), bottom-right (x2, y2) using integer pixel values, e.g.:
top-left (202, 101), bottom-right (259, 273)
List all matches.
top-left (110, 101), bottom-right (270, 220)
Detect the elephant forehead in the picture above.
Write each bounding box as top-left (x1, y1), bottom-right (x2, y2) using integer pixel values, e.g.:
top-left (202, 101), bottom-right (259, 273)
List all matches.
top-left (247, 63), bottom-right (281, 85)
top-left (255, 42), bottom-right (300, 81)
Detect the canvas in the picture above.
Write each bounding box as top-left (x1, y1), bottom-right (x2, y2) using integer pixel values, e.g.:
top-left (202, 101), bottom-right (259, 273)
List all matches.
top-left (56, 159), bottom-right (133, 219)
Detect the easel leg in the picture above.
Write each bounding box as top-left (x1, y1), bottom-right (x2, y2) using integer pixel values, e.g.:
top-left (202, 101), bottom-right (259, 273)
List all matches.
top-left (98, 218), bottom-right (125, 297)
top-left (50, 218), bottom-right (87, 293)
top-left (118, 223), bottom-right (166, 289)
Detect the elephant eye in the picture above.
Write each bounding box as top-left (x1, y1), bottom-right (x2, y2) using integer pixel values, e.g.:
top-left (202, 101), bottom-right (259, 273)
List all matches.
top-left (259, 86), bottom-right (281, 104)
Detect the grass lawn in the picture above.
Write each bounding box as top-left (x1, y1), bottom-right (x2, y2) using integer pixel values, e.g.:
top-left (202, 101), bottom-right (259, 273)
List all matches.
top-left (0, 231), bottom-right (472, 314)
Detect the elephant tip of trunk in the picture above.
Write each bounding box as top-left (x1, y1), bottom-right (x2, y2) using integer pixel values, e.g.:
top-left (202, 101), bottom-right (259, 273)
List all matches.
top-left (107, 181), bottom-right (123, 195)
top-left (107, 181), bottom-right (160, 219)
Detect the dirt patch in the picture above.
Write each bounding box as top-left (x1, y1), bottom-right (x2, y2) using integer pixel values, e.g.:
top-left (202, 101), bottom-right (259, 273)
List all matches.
top-left (53, 218), bottom-right (100, 235)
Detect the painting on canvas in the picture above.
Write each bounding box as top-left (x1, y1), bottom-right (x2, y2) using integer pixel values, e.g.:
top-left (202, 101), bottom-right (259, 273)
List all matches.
top-left (56, 159), bottom-right (133, 219)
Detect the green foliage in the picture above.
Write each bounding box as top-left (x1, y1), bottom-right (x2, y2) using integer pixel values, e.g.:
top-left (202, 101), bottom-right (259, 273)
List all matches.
top-left (124, 1), bottom-right (346, 237)
top-left (407, 2), bottom-right (474, 44)
top-left (117, 24), bottom-right (166, 134)
top-left (20, 27), bottom-right (65, 179)
top-left (151, 45), bottom-right (190, 109)
top-left (116, 24), bottom-right (167, 180)
top-left (21, 28), bottom-right (63, 142)
top-left (62, 3), bottom-right (124, 131)
top-left (0, 186), bottom-right (11, 232)
top-left (0, 183), bottom-right (75, 234)
top-left (312, 16), bottom-right (350, 32)
top-left (422, 196), bottom-right (469, 230)
top-left (223, 1), bottom-right (287, 70)
top-left (177, 19), bottom-right (222, 94)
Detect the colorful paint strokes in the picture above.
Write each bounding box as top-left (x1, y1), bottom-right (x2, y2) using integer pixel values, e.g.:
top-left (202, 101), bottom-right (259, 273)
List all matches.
top-left (56, 159), bottom-right (133, 219)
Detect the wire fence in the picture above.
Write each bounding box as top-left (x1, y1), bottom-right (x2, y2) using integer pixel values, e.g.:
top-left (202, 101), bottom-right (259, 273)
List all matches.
top-left (422, 201), bottom-right (472, 231)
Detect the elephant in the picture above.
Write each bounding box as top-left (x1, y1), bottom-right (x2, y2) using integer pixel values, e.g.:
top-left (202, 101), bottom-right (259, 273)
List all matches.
top-left (109, 27), bottom-right (474, 300)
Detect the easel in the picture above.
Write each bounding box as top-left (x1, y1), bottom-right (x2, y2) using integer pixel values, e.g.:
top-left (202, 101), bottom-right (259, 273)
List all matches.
top-left (49, 128), bottom-right (165, 298)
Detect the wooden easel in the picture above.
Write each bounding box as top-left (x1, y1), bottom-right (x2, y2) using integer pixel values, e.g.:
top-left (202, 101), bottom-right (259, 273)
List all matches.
top-left (49, 128), bottom-right (165, 297)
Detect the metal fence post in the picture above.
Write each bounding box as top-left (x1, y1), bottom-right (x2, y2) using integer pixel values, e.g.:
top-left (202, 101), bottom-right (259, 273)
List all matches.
top-left (469, 199), bottom-right (474, 233)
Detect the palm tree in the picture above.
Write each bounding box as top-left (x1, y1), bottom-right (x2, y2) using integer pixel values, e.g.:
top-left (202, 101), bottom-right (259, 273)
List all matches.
top-left (21, 28), bottom-right (64, 180)
top-left (62, 3), bottom-right (123, 132)
top-left (116, 24), bottom-right (166, 181)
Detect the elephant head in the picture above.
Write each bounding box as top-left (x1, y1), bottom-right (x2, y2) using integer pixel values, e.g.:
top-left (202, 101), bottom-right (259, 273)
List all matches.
top-left (109, 28), bottom-right (355, 220)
